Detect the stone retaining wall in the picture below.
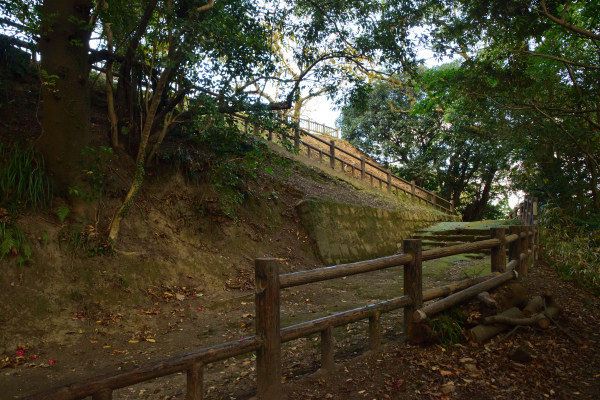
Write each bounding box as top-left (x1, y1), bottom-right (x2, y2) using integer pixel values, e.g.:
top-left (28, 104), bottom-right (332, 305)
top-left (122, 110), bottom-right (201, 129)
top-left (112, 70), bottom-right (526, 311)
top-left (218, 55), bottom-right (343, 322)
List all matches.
top-left (296, 199), bottom-right (460, 265)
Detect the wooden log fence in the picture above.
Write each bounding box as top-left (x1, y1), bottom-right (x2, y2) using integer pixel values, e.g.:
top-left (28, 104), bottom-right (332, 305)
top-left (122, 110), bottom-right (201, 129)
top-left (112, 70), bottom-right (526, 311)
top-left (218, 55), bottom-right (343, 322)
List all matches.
top-left (25, 221), bottom-right (539, 400)
top-left (238, 114), bottom-right (454, 214)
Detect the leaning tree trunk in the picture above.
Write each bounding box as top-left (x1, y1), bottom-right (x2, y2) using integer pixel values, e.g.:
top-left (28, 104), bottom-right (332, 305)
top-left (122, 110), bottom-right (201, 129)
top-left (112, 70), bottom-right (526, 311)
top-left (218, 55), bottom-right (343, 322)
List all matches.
top-left (107, 66), bottom-right (171, 244)
top-left (36, 0), bottom-right (93, 195)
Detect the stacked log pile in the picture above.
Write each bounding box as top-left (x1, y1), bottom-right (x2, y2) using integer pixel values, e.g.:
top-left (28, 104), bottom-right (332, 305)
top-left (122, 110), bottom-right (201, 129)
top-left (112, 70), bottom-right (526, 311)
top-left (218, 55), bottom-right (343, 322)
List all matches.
top-left (409, 279), bottom-right (563, 344)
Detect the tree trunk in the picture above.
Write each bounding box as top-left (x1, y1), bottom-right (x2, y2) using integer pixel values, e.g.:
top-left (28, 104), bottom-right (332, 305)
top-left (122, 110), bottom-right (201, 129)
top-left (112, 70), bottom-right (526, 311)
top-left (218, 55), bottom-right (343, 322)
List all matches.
top-left (462, 167), bottom-right (497, 221)
top-left (102, 0), bottom-right (118, 149)
top-left (36, 0), bottom-right (93, 194)
top-left (115, 0), bottom-right (158, 137)
top-left (108, 66), bottom-right (171, 244)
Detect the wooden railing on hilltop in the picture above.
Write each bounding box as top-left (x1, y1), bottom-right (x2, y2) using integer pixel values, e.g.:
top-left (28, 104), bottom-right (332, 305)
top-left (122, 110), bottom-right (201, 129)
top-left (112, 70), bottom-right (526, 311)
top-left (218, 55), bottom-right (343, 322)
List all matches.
top-left (239, 115), bottom-right (455, 214)
top-left (509, 195), bottom-right (538, 226)
top-left (283, 116), bottom-right (340, 138)
top-left (26, 221), bottom-right (539, 399)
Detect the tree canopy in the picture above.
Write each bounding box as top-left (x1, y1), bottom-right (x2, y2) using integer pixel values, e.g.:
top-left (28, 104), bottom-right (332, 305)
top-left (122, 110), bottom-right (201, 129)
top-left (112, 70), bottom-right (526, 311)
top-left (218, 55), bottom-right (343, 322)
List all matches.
top-left (1, 0), bottom-right (598, 236)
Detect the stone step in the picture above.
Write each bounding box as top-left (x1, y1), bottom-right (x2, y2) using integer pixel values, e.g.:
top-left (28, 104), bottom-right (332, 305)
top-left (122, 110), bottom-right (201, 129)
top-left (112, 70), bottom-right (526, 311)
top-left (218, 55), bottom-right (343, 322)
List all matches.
top-left (412, 233), bottom-right (489, 242)
top-left (420, 240), bottom-right (466, 247)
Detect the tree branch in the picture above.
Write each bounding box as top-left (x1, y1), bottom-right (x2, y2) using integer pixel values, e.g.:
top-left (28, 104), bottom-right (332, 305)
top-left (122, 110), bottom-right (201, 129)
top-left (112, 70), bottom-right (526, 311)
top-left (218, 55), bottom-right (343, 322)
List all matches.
top-left (530, 100), bottom-right (599, 167)
top-left (538, 0), bottom-right (600, 41)
top-left (195, 0), bottom-right (215, 13)
top-left (521, 50), bottom-right (600, 70)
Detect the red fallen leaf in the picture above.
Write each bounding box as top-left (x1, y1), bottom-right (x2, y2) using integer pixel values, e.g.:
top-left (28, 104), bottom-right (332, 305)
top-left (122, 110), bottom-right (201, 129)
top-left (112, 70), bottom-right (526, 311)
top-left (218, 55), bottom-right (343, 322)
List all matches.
top-left (233, 307), bottom-right (240, 310)
top-left (197, 307), bottom-right (202, 311)
top-left (48, 359), bottom-right (56, 365)
top-left (16, 350), bottom-right (24, 356)
top-left (30, 355), bottom-right (37, 359)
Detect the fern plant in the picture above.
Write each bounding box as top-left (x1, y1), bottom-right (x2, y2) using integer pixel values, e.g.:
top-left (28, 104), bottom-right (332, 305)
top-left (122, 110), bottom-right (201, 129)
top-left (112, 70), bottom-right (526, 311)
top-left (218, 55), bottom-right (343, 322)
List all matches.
top-left (0, 220), bottom-right (30, 262)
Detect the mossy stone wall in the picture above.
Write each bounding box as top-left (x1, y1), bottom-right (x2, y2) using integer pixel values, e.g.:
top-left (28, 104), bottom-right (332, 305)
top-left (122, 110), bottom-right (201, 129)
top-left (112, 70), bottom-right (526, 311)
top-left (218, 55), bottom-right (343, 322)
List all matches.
top-left (296, 199), bottom-right (460, 265)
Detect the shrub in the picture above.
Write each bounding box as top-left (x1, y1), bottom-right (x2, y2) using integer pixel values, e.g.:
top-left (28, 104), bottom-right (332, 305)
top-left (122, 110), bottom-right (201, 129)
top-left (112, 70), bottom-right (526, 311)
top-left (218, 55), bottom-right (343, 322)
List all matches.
top-left (0, 142), bottom-right (52, 263)
top-left (539, 206), bottom-right (600, 293)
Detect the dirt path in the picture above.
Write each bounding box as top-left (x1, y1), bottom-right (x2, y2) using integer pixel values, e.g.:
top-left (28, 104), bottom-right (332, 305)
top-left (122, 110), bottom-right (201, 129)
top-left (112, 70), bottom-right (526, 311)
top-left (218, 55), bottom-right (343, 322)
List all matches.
top-left (1, 250), bottom-right (490, 399)
top-left (284, 259), bottom-right (600, 400)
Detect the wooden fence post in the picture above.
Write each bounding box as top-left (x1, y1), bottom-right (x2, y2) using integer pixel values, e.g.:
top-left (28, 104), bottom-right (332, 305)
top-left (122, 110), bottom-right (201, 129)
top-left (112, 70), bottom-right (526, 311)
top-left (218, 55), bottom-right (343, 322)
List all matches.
top-left (521, 225), bottom-right (530, 277)
top-left (320, 326), bottom-right (335, 371)
top-left (255, 258), bottom-right (281, 399)
top-left (369, 311), bottom-right (382, 351)
top-left (509, 226), bottom-right (523, 276)
top-left (403, 239), bottom-right (423, 340)
top-left (244, 119), bottom-right (249, 134)
top-left (387, 170), bottom-right (392, 193)
top-left (329, 140), bottom-right (335, 169)
top-left (450, 199), bottom-right (455, 214)
top-left (410, 181), bottom-right (415, 201)
top-left (490, 228), bottom-right (506, 273)
top-left (360, 156), bottom-right (365, 180)
top-left (186, 362), bottom-right (204, 400)
top-left (268, 128), bottom-right (273, 141)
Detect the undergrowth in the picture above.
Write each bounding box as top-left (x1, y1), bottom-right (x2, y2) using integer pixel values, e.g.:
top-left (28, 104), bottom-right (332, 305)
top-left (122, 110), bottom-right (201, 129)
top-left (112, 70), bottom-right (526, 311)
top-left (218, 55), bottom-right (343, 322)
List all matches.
top-left (539, 206), bottom-right (600, 293)
top-left (430, 307), bottom-right (465, 345)
top-left (0, 142), bottom-right (52, 262)
top-left (161, 113), bottom-right (291, 221)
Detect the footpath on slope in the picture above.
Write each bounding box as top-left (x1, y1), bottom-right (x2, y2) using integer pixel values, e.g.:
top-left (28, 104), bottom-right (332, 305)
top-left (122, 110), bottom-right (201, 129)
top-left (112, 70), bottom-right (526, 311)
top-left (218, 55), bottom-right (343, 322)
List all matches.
top-left (0, 149), bottom-right (453, 399)
top-left (285, 258), bottom-right (600, 400)
top-left (3, 220), bottom-right (529, 399)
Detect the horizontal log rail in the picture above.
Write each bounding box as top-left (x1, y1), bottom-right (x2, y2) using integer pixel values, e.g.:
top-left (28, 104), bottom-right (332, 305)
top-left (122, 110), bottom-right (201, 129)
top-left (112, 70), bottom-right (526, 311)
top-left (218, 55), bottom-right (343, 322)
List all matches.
top-left (26, 216), bottom-right (538, 400)
top-left (24, 337), bottom-right (263, 400)
top-left (235, 114), bottom-right (454, 214)
top-left (280, 253), bottom-right (413, 288)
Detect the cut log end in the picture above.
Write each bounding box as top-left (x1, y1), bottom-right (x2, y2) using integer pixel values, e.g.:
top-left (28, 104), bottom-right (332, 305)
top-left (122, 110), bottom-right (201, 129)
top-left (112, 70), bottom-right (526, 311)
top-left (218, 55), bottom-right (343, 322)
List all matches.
top-left (413, 309), bottom-right (428, 324)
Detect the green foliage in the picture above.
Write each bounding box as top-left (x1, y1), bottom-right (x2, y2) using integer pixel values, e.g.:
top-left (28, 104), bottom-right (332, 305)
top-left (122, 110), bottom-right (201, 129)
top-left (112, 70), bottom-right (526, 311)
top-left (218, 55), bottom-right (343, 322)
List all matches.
top-left (0, 142), bottom-right (52, 264)
top-left (56, 205), bottom-right (70, 223)
top-left (430, 307), bottom-right (465, 346)
top-left (0, 142), bottom-right (52, 210)
top-left (539, 205), bottom-right (600, 293)
top-left (418, 0), bottom-right (600, 222)
top-left (59, 225), bottom-right (112, 257)
top-left (68, 146), bottom-right (113, 201)
top-left (340, 71), bottom-right (512, 221)
top-left (0, 219), bottom-right (29, 262)
top-left (161, 113), bottom-right (290, 220)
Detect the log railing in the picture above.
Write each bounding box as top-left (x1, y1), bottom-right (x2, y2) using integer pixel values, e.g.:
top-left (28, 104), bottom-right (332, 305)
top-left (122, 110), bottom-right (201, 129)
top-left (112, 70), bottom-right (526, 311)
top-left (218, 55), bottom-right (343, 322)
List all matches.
top-left (25, 223), bottom-right (538, 400)
top-left (509, 195), bottom-right (538, 226)
top-left (239, 115), bottom-right (454, 214)
top-left (282, 115), bottom-right (340, 138)
top-left (509, 196), bottom-right (539, 260)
